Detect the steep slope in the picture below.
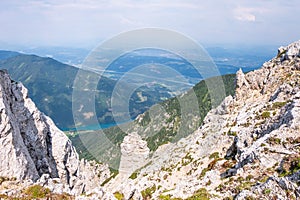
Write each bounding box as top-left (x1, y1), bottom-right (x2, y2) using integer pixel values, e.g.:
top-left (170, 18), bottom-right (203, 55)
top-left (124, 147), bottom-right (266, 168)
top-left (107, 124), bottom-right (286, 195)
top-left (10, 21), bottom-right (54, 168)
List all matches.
top-left (99, 41), bottom-right (300, 199)
top-left (0, 70), bottom-right (111, 199)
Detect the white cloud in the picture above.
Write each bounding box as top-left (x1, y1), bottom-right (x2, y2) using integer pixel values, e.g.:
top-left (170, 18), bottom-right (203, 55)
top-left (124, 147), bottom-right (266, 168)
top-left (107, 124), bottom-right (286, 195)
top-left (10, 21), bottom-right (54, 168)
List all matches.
top-left (235, 12), bottom-right (256, 22)
top-left (233, 7), bottom-right (269, 22)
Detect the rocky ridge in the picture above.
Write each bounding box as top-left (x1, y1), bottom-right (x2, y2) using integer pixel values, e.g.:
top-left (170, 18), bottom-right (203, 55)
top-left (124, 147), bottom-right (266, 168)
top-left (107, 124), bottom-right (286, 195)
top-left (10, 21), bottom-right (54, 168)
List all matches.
top-left (102, 41), bottom-right (300, 199)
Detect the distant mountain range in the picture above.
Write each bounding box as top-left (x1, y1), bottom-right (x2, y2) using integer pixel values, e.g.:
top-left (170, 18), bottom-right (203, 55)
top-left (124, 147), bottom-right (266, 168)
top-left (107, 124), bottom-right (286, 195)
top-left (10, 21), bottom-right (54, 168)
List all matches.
top-left (0, 46), bottom-right (276, 131)
top-left (0, 51), bottom-right (173, 129)
top-left (1, 45), bottom-right (276, 69)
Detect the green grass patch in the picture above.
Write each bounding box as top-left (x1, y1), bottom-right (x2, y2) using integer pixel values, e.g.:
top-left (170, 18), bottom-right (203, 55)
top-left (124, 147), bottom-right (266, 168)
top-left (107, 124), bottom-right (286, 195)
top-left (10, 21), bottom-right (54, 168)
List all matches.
top-left (100, 169), bottom-right (119, 186)
top-left (261, 111), bottom-right (271, 119)
top-left (185, 188), bottom-right (210, 200)
top-left (114, 191), bottom-right (124, 200)
top-left (129, 171), bottom-right (138, 179)
top-left (24, 185), bottom-right (51, 199)
top-left (209, 152), bottom-right (220, 159)
top-left (272, 101), bottom-right (287, 109)
top-left (141, 185), bottom-right (156, 199)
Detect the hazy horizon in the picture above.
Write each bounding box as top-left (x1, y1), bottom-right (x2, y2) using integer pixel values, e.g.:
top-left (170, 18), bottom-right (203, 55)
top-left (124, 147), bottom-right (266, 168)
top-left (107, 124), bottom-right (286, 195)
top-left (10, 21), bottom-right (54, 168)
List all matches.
top-left (0, 0), bottom-right (299, 48)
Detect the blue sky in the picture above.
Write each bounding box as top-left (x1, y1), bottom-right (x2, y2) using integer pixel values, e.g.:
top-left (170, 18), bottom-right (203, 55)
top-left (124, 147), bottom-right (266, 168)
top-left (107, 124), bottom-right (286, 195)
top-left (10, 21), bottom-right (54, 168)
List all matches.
top-left (0, 0), bottom-right (299, 47)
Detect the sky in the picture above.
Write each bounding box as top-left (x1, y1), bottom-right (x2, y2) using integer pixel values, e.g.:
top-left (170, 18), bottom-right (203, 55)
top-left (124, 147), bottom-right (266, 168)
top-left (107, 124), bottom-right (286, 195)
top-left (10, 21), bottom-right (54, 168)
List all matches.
top-left (0, 0), bottom-right (299, 48)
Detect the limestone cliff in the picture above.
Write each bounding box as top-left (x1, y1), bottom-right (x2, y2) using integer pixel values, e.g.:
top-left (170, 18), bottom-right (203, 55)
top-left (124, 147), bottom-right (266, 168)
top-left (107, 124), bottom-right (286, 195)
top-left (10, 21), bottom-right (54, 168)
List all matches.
top-left (0, 70), bottom-right (110, 198)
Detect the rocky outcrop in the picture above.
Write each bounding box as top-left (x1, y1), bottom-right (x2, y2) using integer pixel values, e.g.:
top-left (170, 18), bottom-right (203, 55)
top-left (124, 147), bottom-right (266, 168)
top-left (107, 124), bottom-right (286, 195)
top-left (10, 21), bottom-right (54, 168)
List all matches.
top-left (0, 70), bottom-right (110, 198)
top-left (119, 132), bottom-right (150, 174)
top-left (0, 69), bottom-right (72, 182)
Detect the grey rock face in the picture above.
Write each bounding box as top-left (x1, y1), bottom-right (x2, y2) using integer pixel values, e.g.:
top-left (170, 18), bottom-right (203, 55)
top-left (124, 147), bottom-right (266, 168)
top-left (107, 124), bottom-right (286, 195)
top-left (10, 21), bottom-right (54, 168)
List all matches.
top-left (0, 70), bottom-right (72, 182)
top-left (0, 70), bottom-right (110, 197)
